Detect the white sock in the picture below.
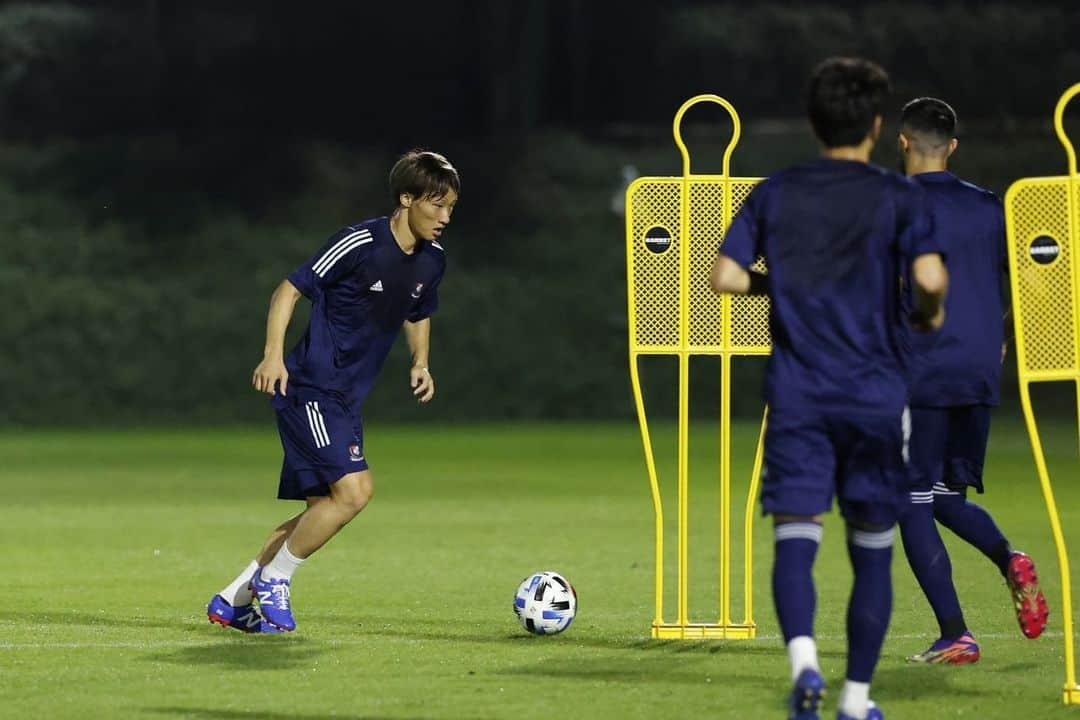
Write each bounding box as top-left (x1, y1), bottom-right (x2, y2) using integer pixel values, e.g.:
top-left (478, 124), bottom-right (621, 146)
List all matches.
top-left (787, 635), bottom-right (820, 682)
top-left (261, 542), bottom-right (304, 582)
top-left (838, 680), bottom-right (870, 719)
top-left (219, 560), bottom-right (259, 606)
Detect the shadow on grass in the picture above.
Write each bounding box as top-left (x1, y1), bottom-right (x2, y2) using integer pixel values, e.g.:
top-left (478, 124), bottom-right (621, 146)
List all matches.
top-left (146, 637), bottom-right (321, 671)
top-left (146, 709), bottom-right (458, 720)
top-left (318, 613), bottom-right (835, 659)
top-left (496, 652), bottom-right (783, 688)
top-left (0, 610), bottom-right (204, 633)
top-left (872, 664), bottom-right (987, 700)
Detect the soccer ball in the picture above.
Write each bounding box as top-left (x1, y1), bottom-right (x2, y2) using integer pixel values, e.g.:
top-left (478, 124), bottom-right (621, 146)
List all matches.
top-left (513, 570), bottom-right (577, 635)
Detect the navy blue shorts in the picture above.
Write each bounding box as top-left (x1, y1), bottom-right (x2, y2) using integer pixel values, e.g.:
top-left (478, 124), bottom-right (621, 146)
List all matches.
top-left (907, 405), bottom-right (991, 496)
top-left (272, 391), bottom-right (368, 501)
top-left (762, 407), bottom-right (909, 525)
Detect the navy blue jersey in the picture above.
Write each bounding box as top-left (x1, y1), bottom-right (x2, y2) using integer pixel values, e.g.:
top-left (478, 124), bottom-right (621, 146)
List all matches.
top-left (903, 172), bottom-right (1006, 407)
top-left (282, 216), bottom-right (445, 410)
top-left (721, 158), bottom-right (939, 414)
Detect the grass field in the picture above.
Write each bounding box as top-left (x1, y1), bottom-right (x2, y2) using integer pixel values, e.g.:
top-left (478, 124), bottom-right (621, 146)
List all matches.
top-left (3, 419), bottom-right (1080, 719)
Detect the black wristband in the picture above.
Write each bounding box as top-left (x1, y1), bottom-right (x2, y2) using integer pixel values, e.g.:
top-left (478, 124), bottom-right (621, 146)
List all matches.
top-left (909, 309), bottom-right (929, 327)
top-left (748, 272), bottom-right (770, 295)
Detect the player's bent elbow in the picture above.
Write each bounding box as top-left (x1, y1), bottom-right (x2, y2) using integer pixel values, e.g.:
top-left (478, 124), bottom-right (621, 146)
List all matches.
top-left (709, 256), bottom-right (750, 295)
top-left (708, 274), bottom-right (726, 296)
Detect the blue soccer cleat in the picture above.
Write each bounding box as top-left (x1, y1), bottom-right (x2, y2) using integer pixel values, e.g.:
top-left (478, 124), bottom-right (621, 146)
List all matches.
top-left (789, 668), bottom-right (826, 719)
top-left (249, 569), bottom-right (296, 631)
top-left (838, 700), bottom-right (883, 720)
top-left (206, 594), bottom-right (281, 634)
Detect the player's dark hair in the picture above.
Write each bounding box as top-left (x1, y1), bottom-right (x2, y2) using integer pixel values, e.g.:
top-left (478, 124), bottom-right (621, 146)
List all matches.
top-left (900, 97), bottom-right (957, 150)
top-left (807, 57), bottom-right (891, 148)
top-left (389, 149), bottom-right (460, 206)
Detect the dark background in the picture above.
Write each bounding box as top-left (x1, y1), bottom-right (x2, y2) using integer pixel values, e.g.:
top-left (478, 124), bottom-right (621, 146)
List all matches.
top-left (4, 0), bottom-right (1080, 425)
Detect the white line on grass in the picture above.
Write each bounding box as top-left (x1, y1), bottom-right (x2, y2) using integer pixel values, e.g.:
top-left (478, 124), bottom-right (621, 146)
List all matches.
top-left (0, 631), bottom-right (1065, 650)
top-left (750, 631), bottom-right (1064, 642)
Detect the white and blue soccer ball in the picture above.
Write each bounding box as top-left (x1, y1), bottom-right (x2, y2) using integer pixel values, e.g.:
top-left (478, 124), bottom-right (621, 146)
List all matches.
top-left (513, 570), bottom-right (577, 635)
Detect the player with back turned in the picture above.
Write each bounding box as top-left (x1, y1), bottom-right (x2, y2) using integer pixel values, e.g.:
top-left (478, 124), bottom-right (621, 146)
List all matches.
top-left (205, 149), bottom-right (459, 633)
top-left (710, 58), bottom-right (948, 720)
top-left (895, 97), bottom-right (1048, 665)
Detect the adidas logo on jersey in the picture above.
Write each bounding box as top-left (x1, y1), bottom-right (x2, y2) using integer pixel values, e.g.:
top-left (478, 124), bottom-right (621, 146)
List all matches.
top-left (369, 280), bottom-right (384, 292)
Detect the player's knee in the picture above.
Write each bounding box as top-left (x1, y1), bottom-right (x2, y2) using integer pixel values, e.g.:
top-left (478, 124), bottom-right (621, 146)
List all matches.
top-left (846, 520), bottom-right (896, 550)
top-left (773, 513), bottom-right (823, 525)
top-left (932, 492), bottom-right (964, 519)
top-left (334, 472), bottom-right (374, 515)
top-left (845, 517), bottom-right (892, 533)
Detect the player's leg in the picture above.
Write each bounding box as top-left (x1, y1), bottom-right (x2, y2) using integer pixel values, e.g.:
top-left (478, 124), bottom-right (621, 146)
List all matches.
top-left (278, 470), bottom-right (373, 557)
top-left (216, 511), bottom-right (304, 604)
top-left (207, 509), bottom-right (307, 633)
top-left (249, 396), bottom-right (371, 631)
top-left (772, 513), bottom-right (827, 719)
top-left (898, 407), bottom-right (976, 663)
top-left (932, 487), bottom-right (1010, 571)
top-left (832, 409), bottom-right (908, 720)
top-left (931, 406), bottom-right (1010, 570)
top-left (839, 518), bottom-right (894, 720)
top-left (251, 474), bottom-right (371, 630)
top-left (215, 504), bottom-right (313, 603)
top-left (255, 509), bottom-right (309, 565)
top-left (933, 406), bottom-right (1048, 638)
top-left (761, 411), bottom-right (831, 719)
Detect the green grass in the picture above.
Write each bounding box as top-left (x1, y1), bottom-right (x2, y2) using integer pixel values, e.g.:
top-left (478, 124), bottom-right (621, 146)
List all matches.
top-left (2, 419), bottom-right (1080, 719)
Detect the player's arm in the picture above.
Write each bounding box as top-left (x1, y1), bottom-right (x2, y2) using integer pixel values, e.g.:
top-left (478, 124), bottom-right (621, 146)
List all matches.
top-left (709, 183), bottom-right (767, 296)
top-left (709, 255), bottom-right (769, 295)
top-left (999, 210), bottom-right (1012, 362)
top-left (403, 318), bottom-right (435, 403)
top-left (901, 181), bottom-right (947, 332)
top-left (909, 254), bottom-right (948, 331)
top-left (709, 253), bottom-right (749, 294)
top-left (256, 225), bottom-right (369, 396)
top-left (1001, 305), bottom-right (1012, 362)
top-left (253, 279), bottom-right (302, 396)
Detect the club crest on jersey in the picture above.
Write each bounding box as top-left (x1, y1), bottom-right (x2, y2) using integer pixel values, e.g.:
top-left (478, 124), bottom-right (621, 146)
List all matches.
top-left (410, 282), bottom-right (424, 299)
top-left (348, 444), bottom-right (364, 461)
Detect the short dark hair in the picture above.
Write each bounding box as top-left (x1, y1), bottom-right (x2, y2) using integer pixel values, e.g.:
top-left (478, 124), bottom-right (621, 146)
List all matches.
top-left (900, 97), bottom-right (957, 151)
top-left (389, 149), bottom-right (460, 206)
top-left (807, 57), bottom-right (891, 148)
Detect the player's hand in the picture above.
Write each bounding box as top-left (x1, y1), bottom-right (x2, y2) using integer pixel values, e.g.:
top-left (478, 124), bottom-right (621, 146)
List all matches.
top-left (253, 356), bottom-right (289, 396)
top-left (410, 366), bottom-right (435, 403)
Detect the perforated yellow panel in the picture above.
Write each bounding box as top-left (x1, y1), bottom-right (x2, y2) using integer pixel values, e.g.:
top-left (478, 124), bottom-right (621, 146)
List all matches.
top-left (628, 180), bottom-right (683, 349)
top-left (727, 180), bottom-right (771, 353)
top-left (627, 176), bottom-right (766, 353)
top-left (1006, 179), bottom-right (1078, 376)
top-left (688, 180), bottom-right (726, 349)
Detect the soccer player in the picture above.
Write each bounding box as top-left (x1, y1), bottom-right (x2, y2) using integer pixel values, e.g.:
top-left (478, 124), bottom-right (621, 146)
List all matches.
top-left (205, 149), bottom-right (459, 633)
top-left (896, 97), bottom-right (1048, 664)
top-left (710, 58), bottom-right (947, 720)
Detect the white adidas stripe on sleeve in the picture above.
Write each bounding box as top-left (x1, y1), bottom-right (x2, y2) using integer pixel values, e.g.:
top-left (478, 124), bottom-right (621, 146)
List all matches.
top-left (313, 230), bottom-right (373, 277)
